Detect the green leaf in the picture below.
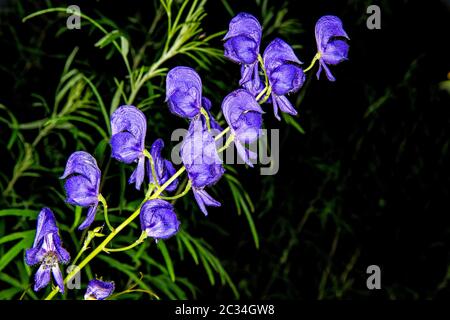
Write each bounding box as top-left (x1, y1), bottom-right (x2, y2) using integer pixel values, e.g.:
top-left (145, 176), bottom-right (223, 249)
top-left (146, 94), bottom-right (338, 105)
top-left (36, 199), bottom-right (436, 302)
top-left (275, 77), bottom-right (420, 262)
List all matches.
top-left (0, 230), bottom-right (34, 245)
top-left (120, 36), bottom-right (129, 57)
top-left (0, 209), bottom-right (37, 218)
top-left (0, 238), bottom-right (32, 273)
top-left (95, 30), bottom-right (121, 49)
top-left (157, 241), bottom-right (175, 282)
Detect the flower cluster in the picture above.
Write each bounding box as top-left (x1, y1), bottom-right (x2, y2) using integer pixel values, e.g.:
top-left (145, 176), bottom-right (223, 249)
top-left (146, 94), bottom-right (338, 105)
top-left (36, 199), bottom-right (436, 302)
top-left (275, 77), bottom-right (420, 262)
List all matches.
top-left (24, 12), bottom-right (348, 298)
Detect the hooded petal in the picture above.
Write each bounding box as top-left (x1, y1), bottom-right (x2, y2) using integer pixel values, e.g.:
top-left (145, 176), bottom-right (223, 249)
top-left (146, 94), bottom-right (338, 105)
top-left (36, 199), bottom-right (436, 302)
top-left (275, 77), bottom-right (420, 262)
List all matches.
top-left (222, 89), bottom-right (263, 143)
top-left (193, 188), bottom-right (221, 216)
top-left (110, 132), bottom-right (143, 164)
top-left (224, 35), bottom-right (259, 65)
top-left (31, 208), bottom-right (59, 248)
top-left (269, 64), bottom-right (305, 96)
top-left (223, 12), bottom-right (262, 45)
top-left (33, 264), bottom-right (51, 292)
top-left (321, 39), bottom-right (349, 65)
top-left (78, 203), bottom-right (99, 230)
top-left (110, 105), bottom-right (146, 151)
top-left (52, 265), bottom-right (65, 293)
top-left (64, 175), bottom-right (98, 207)
top-left (315, 15), bottom-right (349, 53)
top-left (235, 140), bottom-right (257, 167)
top-left (84, 279), bottom-right (115, 300)
top-left (60, 151), bottom-right (100, 190)
top-left (140, 199), bottom-right (180, 240)
top-left (263, 38), bottom-right (302, 75)
top-left (166, 67), bottom-right (203, 119)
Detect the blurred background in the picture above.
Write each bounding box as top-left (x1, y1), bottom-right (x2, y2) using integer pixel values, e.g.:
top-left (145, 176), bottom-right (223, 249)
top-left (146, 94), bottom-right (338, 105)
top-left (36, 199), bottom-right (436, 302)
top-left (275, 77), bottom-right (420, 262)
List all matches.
top-left (0, 0), bottom-right (449, 299)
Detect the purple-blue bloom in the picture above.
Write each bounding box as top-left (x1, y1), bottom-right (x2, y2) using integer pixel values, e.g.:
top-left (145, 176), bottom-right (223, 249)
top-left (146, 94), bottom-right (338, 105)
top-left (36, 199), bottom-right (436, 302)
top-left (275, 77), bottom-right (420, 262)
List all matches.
top-left (147, 139), bottom-right (178, 192)
top-left (60, 151), bottom-right (101, 230)
top-left (263, 38), bottom-right (305, 120)
top-left (25, 208), bottom-right (70, 293)
top-left (166, 67), bottom-right (203, 119)
top-left (315, 15), bottom-right (350, 81)
top-left (222, 89), bottom-right (263, 166)
top-left (84, 279), bottom-right (115, 300)
top-left (140, 199), bottom-right (180, 240)
top-left (181, 118), bottom-right (225, 215)
top-left (110, 105), bottom-right (147, 190)
top-left (224, 13), bottom-right (262, 86)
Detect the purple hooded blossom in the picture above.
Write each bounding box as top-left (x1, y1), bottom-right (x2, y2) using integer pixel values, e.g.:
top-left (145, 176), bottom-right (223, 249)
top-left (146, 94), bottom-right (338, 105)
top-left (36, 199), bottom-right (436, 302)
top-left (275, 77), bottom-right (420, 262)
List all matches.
top-left (166, 67), bottom-right (203, 119)
top-left (25, 208), bottom-right (70, 293)
top-left (140, 199), bottom-right (180, 240)
top-left (263, 38), bottom-right (306, 120)
top-left (224, 13), bottom-right (262, 86)
top-left (60, 151), bottom-right (101, 230)
top-left (147, 139), bottom-right (178, 192)
top-left (222, 89), bottom-right (264, 166)
top-left (181, 118), bottom-right (225, 215)
top-left (315, 15), bottom-right (350, 81)
top-left (84, 279), bottom-right (115, 300)
top-left (110, 105), bottom-right (147, 190)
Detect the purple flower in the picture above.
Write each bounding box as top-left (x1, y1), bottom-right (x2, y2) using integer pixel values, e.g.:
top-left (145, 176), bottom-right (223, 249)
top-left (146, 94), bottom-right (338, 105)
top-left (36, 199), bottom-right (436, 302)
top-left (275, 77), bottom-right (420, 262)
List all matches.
top-left (315, 15), bottom-right (350, 81)
top-left (110, 105), bottom-right (147, 190)
top-left (181, 118), bottom-right (225, 215)
top-left (84, 279), bottom-right (115, 300)
top-left (60, 151), bottom-right (101, 230)
top-left (222, 89), bottom-right (263, 166)
top-left (224, 13), bottom-right (262, 86)
top-left (25, 208), bottom-right (70, 293)
top-left (140, 199), bottom-right (180, 240)
top-left (147, 139), bottom-right (178, 192)
top-left (166, 67), bottom-right (203, 119)
top-left (263, 38), bottom-right (306, 120)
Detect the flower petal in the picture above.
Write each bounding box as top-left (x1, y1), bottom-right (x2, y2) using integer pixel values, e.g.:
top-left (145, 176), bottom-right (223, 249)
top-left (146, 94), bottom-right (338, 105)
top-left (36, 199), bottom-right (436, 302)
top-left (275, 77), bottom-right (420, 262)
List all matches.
top-left (33, 264), bottom-right (51, 292)
top-left (78, 202), bottom-right (99, 230)
top-left (193, 188), bottom-right (221, 216)
top-left (64, 175), bottom-right (98, 207)
top-left (32, 208), bottom-right (59, 248)
top-left (84, 279), bottom-right (115, 300)
top-left (263, 38), bottom-right (302, 76)
top-left (52, 265), bottom-right (65, 293)
top-left (223, 12), bottom-right (262, 44)
top-left (111, 105), bottom-right (146, 150)
top-left (128, 156), bottom-right (146, 190)
top-left (321, 39), bottom-right (349, 65)
top-left (315, 15), bottom-right (349, 53)
top-left (60, 151), bottom-right (100, 189)
top-left (110, 132), bottom-right (143, 163)
top-left (140, 199), bottom-right (180, 240)
top-left (269, 64), bottom-right (305, 96)
top-left (224, 35), bottom-right (259, 65)
top-left (166, 67), bottom-right (202, 119)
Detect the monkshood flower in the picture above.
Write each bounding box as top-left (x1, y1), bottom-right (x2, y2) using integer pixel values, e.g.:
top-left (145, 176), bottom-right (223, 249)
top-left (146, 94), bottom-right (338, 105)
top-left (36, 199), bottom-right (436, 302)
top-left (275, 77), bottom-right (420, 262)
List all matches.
top-left (263, 38), bottom-right (306, 120)
top-left (166, 66), bottom-right (203, 119)
top-left (224, 13), bottom-right (262, 86)
top-left (25, 208), bottom-right (70, 293)
top-left (61, 151), bottom-right (101, 230)
top-left (147, 138), bottom-right (178, 192)
top-left (110, 105), bottom-right (147, 190)
top-left (314, 15), bottom-right (350, 81)
top-left (181, 118), bottom-right (225, 215)
top-left (84, 279), bottom-right (115, 300)
top-left (140, 199), bottom-right (180, 240)
top-left (222, 89), bottom-right (263, 166)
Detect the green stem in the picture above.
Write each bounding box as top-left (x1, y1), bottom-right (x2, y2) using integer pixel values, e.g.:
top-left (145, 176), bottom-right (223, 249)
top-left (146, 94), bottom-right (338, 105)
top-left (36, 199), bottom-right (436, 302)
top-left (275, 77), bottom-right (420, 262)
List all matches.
top-left (160, 180), bottom-right (192, 201)
top-left (255, 86), bottom-right (268, 101)
top-left (259, 86), bottom-right (272, 104)
top-left (303, 52), bottom-right (321, 73)
top-left (217, 133), bottom-right (235, 153)
top-left (98, 194), bottom-right (113, 232)
top-left (143, 150), bottom-right (160, 188)
top-left (103, 231), bottom-right (148, 253)
top-left (200, 107), bottom-right (211, 131)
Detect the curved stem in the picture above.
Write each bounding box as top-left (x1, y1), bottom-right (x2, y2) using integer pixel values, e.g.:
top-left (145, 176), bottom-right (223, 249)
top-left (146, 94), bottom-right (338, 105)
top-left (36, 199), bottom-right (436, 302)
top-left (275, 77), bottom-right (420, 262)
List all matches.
top-left (143, 150), bottom-right (160, 188)
top-left (98, 194), bottom-right (113, 232)
top-left (103, 231), bottom-right (148, 253)
top-left (200, 107), bottom-right (211, 132)
top-left (217, 133), bottom-right (235, 153)
top-left (255, 86), bottom-right (268, 101)
top-left (160, 180), bottom-right (192, 201)
top-left (259, 86), bottom-right (272, 104)
top-left (304, 52), bottom-right (321, 73)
